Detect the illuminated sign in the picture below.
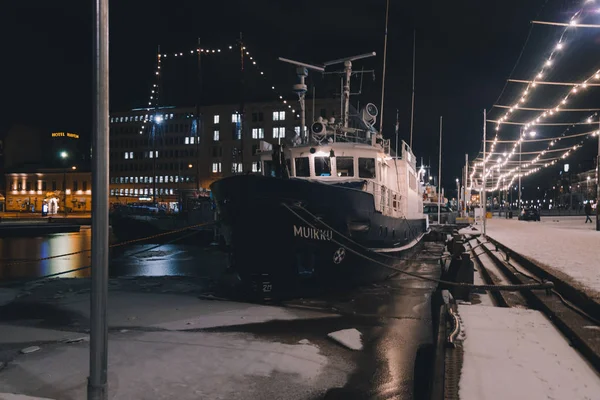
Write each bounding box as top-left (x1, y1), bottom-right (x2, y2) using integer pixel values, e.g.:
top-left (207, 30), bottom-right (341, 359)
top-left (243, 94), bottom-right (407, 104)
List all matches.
top-left (564, 164), bottom-right (569, 173)
top-left (51, 132), bottom-right (80, 139)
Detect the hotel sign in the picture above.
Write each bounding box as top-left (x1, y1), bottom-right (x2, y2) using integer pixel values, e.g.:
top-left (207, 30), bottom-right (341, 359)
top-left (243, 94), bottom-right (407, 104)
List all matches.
top-left (52, 132), bottom-right (79, 139)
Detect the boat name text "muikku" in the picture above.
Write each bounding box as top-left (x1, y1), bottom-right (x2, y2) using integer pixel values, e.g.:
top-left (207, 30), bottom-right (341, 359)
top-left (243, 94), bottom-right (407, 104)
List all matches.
top-left (293, 225), bottom-right (333, 241)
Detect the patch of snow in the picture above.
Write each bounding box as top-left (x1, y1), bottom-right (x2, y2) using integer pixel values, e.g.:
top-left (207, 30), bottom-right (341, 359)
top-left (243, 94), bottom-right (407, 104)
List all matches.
top-left (0, 330), bottom-right (348, 399)
top-left (62, 336), bottom-right (89, 344)
top-left (298, 339), bottom-right (311, 345)
top-left (486, 218), bottom-right (600, 299)
top-left (458, 225), bottom-right (482, 236)
top-left (0, 394), bottom-right (55, 400)
top-left (458, 304), bottom-right (600, 400)
top-left (583, 325), bottom-right (600, 331)
top-left (20, 346), bottom-right (40, 354)
top-left (327, 328), bottom-right (363, 351)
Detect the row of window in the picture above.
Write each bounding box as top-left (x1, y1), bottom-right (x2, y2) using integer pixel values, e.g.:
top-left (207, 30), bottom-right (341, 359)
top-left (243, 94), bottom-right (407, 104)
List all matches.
top-left (111, 188), bottom-right (177, 196)
top-left (112, 111), bottom-right (291, 126)
top-left (111, 125), bottom-right (303, 144)
top-left (111, 113), bottom-right (194, 124)
top-left (211, 162), bottom-right (261, 174)
top-left (110, 176), bottom-right (194, 184)
top-left (11, 181), bottom-right (88, 191)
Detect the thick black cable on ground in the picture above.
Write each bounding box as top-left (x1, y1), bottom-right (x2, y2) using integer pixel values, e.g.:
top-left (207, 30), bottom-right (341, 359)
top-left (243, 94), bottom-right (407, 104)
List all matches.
top-left (282, 203), bottom-right (554, 291)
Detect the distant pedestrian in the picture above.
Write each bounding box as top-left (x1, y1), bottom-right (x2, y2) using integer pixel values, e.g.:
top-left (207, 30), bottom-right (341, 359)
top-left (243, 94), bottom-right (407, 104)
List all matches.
top-left (584, 202), bottom-right (592, 223)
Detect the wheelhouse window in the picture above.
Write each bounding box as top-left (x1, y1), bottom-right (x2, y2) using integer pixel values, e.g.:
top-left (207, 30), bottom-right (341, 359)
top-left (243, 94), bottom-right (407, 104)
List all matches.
top-left (358, 157), bottom-right (376, 178)
top-left (336, 157), bottom-right (354, 177)
top-left (314, 157), bottom-right (331, 176)
top-left (295, 157), bottom-right (310, 177)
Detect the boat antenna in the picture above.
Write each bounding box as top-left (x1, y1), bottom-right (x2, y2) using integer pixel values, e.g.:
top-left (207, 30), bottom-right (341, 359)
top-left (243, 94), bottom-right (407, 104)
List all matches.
top-left (278, 57), bottom-right (325, 144)
top-left (409, 29), bottom-right (416, 149)
top-left (323, 52), bottom-right (376, 129)
top-left (379, 0), bottom-right (390, 135)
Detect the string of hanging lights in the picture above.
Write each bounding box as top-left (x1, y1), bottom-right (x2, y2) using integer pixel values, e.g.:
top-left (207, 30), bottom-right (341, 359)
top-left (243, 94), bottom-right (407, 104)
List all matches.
top-left (469, 0), bottom-right (599, 190)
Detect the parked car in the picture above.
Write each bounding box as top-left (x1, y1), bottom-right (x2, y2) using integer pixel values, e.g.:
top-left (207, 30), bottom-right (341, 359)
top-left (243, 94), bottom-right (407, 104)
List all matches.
top-left (518, 207), bottom-right (540, 221)
top-left (423, 202), bottom-right (457, 224)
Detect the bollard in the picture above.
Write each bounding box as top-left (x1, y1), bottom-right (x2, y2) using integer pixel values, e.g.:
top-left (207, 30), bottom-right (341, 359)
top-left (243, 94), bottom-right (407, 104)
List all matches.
top-left (453, 253), bottom-right (474, 302)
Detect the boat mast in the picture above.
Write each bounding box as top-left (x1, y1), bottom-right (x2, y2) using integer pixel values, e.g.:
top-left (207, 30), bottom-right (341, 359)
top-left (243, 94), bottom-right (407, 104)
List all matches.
top-left (379, 0), bottom-right (390, 134)
top-left (323, 52), bottom-right (376, 129)
top-left (195, 37), bottom-right (202, 191)
top-left (410, 30), bottom-right (416, 149)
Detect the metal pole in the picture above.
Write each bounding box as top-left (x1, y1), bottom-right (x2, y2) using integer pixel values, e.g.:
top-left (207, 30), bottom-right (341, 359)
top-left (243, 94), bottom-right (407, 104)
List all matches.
top-left (464, 153), bottom-right (468, 217)
top-left (395, 109), bottom-right (399, 157)
top-left (196, 37), bottom-right (202, 190)
top-left (518, 139), bottom-right (522, 210)
top-left (482, 110), bottom-right (486, 235)
top-left (379, 0), bottom-right (390, 135)
top-left (342, 61), bottom-right (352, 129)
top-left (438, 116), bottom-right (442, 224)
top-left (88, 0), bottom-right (109, 398)
top-left (597, 120), bottom-right (600, 230)
top-left (409, 29), bottom-right (416, 149)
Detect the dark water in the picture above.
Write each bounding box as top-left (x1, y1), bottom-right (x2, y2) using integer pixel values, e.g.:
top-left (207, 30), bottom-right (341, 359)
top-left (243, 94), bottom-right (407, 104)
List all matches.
top-left (0, 227), bottom-right (227, 283)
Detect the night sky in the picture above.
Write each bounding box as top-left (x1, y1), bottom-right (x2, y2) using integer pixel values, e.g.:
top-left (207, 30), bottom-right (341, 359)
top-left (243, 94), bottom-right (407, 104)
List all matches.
top-left (4, 0), bottom-right (597, 194)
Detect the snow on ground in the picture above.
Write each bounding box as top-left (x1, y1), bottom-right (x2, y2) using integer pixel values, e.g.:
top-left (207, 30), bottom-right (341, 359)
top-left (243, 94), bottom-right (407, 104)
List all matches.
top-left (458, 304), bottom-right (600, 400)
top-left (0, 282), bottom-right (352, 400)
top-left (327, 328), bottom-right (363, 351)
top-left (486, 217), bottom-right (600, 300)
top-left (0, 330), bottom-right (350, 400)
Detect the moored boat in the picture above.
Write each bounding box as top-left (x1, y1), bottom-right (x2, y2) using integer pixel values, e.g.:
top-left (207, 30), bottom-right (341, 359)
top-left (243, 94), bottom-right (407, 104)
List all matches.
top-left (211, 53), bottom-right (429, 298)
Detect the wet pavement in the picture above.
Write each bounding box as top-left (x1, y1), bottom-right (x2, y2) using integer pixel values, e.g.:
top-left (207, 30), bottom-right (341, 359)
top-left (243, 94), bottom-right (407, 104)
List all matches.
top-left (0, 234), bottom-right (444, 399)
top-left (0, 227), bottom-right (226, 283)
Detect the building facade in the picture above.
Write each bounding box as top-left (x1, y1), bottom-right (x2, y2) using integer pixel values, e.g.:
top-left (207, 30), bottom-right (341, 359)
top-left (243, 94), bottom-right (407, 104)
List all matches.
top-left (109, 98), bottom-right (340, 205)
top-left (5, 169), bottom-right (92, 213)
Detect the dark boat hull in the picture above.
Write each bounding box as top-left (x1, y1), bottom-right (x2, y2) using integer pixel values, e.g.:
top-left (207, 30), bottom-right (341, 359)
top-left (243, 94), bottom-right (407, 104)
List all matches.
top-left (210, 175), bottom-right (427, 298)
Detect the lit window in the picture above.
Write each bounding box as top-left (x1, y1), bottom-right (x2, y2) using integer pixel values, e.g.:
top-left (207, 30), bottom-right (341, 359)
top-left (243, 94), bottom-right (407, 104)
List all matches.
top-left (134, 176), bottom-right (139, 183)
top-left (190, 137), bottom-right (195, 144)
top-left (170, 189), bottom-right (174, 195)
top-left (129, 152), bottom-right (134, 159)
top-left (134, 188), bottom-right (138, 195)
top-left (149, 151), bottom-right (154, 159)
top-left (170, 113), bottom-right (174, 119)
top-left (272, 127), bottom-right (285, 138)
top-left (214, 115), bottom-right (220, 124)
top-left (212, 162), bottom-right (222, 173)
top-left (273, 111), bottom-right (285, 121)
top-left (124, 152), bottom-right (129, 159)
top-left (232, 113), bottom-right (241, 123)
top-left (232, 162), bottom-right (243, 173)
top-left (135, 116), bottom-right (139, 121)
top-left (294, 126), bottom-right (301, 135)
top-left (110, 189), bottom-right (114, 195)
top-left (252, 161), bottom-right (261, 172)
top-left (252, 128), bottom-right (264, 139)
top-left (120, 117), bottom-right (124, 122)
top-left (155, 151), bottom-right (158, 158)
top-left (125, 188), bottom-right (129, 195)
top-left (185, 137), bottom-right (190, 144)
top-left (214, 130), bottom-right (220, 141)
top-left (159, 176), bottom-right (164, 183)
top-left (110, 117), bottom-right (114, 123)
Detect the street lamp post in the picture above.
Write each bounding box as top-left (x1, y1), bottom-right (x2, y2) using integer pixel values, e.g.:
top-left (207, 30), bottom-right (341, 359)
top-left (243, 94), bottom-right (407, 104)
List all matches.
top-left (60, 151), bottom-right (68, 217)
top-left (455, 178), bottom-right (460, 212)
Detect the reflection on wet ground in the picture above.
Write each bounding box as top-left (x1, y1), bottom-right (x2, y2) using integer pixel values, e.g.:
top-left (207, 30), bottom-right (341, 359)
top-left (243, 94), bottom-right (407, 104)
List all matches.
top-left (0, 227), bottom-right (227, 283)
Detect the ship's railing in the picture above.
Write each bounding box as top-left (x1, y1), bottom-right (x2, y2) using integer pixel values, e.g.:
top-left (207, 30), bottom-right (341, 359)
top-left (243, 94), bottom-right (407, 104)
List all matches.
top-left (364, 180), bottom-right (404, 217)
